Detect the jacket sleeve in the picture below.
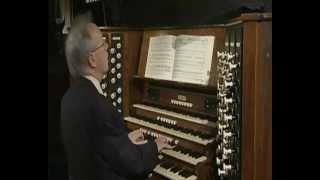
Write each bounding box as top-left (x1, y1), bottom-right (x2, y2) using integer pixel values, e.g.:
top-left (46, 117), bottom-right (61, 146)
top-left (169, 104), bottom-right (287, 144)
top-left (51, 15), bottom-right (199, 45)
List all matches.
top-left (97, 131), bottom-right (160, 177)
top-left (93, 97), bottom-right (160, 177)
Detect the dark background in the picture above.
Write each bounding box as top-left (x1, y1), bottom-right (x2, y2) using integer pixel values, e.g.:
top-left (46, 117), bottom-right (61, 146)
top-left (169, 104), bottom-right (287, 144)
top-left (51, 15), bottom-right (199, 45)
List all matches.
top-left (48, 0), bottom-right (272, 179)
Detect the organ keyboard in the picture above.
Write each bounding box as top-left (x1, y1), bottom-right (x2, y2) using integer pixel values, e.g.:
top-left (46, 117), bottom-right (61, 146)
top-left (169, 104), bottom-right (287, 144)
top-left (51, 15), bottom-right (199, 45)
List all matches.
top-left (132, 104), bottom-right (217, 127)
top-left (98, 12), bottom-right (272, 180)
top-left (138, 127), bottom-right (207, 166)
top-left (161, 148), bottom-right (207, 166)
top-left (154, 162), bottom-right (198, 180)
top-left (124, 116), bottom-right (215, 145)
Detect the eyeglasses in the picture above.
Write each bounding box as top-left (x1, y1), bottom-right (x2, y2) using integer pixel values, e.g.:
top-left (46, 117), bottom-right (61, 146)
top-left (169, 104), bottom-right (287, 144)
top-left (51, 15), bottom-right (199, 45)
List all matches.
top-left (91, 42), bottom-right (108, 52)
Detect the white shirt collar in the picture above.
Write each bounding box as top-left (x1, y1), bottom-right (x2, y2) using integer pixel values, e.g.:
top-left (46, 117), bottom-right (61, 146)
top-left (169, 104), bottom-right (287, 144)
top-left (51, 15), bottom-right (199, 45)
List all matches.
top-left (84, 75), bottom-right (105, 96)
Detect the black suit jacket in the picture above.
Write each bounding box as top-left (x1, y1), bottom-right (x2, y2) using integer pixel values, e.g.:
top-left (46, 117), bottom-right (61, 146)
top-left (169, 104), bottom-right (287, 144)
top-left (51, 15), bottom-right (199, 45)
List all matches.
top-left (61, 77), bottom-right (159, 180)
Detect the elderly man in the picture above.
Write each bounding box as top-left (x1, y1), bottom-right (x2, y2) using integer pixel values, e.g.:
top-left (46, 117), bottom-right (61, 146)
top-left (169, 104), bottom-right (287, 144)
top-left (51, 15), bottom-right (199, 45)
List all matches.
top-left (61, 14), bottom-right (173, 180)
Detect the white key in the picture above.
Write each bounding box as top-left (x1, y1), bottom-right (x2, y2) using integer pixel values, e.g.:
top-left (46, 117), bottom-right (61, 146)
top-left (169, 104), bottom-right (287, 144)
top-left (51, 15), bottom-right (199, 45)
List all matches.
top-left (153, 165), bottom-right (197, 180)
top-left (162, 149), bottom-right (207, 165)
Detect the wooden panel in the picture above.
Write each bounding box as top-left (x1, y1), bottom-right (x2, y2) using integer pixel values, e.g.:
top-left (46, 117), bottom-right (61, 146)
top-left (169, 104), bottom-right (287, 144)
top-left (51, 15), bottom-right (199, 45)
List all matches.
top-left (122, 31), bottom-right (143, 116)
top-left (142, 84), bottom-right (217, 118)
top-left (254, 21), bottom-right (272, 180)
top-left (227, 13), bottom-right (272, 25)
top-left (241, 18), bottom-right (272, 180)
top-left (241, 21), bottom-right (257, 180)
top-left (137, 28), bottom-right (226, 87)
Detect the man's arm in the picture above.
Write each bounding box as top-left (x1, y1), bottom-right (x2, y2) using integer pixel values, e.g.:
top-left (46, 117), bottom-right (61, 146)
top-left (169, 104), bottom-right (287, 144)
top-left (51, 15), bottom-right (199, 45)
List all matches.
top-left (97, 133), bottom-right (159, 177)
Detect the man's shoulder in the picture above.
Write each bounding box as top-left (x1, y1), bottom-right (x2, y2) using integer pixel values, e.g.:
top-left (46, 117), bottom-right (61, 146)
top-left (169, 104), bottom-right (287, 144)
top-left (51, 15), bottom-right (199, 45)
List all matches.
top-left (62, 82), bottom-right (96, 105)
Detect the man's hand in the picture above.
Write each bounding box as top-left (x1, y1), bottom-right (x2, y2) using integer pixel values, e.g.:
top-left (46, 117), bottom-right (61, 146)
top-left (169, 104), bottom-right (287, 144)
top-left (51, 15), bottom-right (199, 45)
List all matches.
top-left (154, 135), bottom-right (176, 152)
top-left (128, 129), bottom-right (148, 145)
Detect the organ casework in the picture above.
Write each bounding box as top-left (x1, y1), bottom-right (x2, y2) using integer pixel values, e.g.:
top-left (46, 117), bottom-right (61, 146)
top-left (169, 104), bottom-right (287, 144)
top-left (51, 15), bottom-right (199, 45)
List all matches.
top-left (99, 13), bottom-right (272, 180)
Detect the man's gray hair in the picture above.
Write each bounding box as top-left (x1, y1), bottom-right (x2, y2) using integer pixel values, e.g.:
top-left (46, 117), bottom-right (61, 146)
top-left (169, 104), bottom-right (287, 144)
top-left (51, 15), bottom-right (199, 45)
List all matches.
top-left (65, 13), bottom-right (97, 78)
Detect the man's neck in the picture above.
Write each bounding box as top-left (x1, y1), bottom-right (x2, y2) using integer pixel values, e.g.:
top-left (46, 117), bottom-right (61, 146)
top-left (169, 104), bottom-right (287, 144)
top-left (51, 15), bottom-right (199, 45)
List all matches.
top-left (87, 72), bottom-right (102, 82)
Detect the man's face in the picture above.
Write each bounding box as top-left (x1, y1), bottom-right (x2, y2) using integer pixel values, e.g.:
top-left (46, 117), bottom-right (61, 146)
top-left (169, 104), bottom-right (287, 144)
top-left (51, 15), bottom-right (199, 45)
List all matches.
top-left (94, 37), bottom-right (109, 75)
top-left (89, 24), bottom-right (109, 75)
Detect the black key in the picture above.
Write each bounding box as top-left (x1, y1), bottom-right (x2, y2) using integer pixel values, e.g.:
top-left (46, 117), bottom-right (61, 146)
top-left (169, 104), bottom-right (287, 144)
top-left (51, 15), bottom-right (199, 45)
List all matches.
top-left (178, 169), bottom-right (193, 178)
top-left (183, 169), bottom-right (194, 178)
top-left (180, 148), bottom-right (188, 155)
top-left (168, 140), bottom-right (177, 146)
top-left (144, 134), bottom-right (153, 141)
top-left (172, 146), bottom-right (179, 151)
top-left (199, 133), bottom-right (212, 139)
top-left (190, 151), bottom-right (202, 159)
top-left (183, 149), bottom-right (192, 155)
top-left (170, 165), bottom-right (182, 173)
top-left (160, 161), bottom-right (173, 169)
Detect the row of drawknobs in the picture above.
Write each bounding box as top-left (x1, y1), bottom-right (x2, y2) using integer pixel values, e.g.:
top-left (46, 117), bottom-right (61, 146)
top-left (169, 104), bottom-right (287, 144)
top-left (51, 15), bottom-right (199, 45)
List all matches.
top-left (101, 33), bottom-right (123, 114)
top-left (216, 51), bottom-right (241, 179)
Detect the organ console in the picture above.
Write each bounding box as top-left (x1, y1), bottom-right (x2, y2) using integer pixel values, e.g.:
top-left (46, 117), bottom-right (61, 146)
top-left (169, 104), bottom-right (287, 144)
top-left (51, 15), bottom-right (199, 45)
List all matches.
top-left (97, 12), bottom-right (272, 180)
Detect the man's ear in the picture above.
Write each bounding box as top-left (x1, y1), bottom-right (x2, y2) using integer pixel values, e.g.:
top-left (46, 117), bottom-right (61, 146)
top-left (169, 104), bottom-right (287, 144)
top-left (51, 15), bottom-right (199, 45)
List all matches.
top-left (87, 53), bottom-right (97, 68)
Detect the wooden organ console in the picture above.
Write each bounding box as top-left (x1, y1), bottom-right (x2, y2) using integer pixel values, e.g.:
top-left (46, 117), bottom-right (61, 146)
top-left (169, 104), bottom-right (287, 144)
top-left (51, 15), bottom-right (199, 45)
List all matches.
top-left (99, 13), bottom-right (272, 180)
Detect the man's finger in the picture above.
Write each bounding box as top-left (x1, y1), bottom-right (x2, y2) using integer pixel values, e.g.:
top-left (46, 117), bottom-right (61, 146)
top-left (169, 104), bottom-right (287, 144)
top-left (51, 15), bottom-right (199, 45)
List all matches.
top-left (165, 144), bottom-right (176, 149)
top-left (134, 140), bottom-right (148, 145)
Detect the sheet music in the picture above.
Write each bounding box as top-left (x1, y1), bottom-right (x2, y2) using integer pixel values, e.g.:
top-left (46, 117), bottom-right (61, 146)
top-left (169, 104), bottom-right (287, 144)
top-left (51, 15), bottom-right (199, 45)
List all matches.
top-left (172, 35), bottom-right (214, 85)
top-left (145, 35), bottom-right (176, 81)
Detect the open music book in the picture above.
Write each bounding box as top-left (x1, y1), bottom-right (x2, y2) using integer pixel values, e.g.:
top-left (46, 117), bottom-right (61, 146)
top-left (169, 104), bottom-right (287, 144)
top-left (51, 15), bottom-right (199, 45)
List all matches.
top-left (144, 35), bottom-right (215, 85)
